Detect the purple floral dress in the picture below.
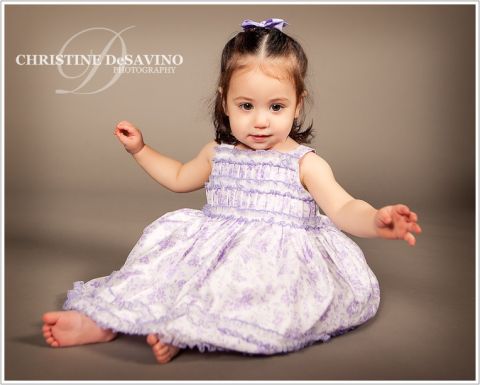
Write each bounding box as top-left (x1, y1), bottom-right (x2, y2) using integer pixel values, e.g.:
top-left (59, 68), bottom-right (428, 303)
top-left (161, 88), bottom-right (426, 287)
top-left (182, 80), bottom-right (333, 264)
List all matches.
top-left (63, 142), bottom-right (380, 355)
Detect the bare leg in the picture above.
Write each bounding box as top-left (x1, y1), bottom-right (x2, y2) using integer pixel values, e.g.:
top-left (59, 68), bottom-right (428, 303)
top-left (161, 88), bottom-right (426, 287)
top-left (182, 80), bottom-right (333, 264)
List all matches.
top-left (146, 334), bottom-right (182, 364)
top-left (42, 310), bottom-right (117, 347)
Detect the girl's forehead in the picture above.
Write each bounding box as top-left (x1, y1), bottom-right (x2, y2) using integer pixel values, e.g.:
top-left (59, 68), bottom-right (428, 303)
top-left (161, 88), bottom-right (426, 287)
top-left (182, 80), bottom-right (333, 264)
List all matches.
top-left (233, 56), bottom-right (293, 81)
top-left (228, 66), bottom-right (297, 101)
top-left (229, 68), bottom-right (292, 91)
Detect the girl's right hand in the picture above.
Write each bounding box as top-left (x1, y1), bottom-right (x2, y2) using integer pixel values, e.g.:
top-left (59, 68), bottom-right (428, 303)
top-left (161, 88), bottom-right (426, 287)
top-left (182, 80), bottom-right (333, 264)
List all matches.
top-left (114, 120), bottom-right (145, 155)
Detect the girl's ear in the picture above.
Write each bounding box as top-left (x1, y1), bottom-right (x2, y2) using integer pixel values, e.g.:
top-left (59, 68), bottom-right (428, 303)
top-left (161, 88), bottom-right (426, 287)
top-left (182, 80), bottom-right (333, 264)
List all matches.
top-left (219, 87), bottom-right (229, 116)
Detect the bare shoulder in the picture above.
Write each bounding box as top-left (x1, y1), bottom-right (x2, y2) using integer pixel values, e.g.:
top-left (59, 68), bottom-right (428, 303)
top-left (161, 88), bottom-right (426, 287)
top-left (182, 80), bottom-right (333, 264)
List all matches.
top-left (299, 151), bottom-right (334, 188)
top-left (198, 140), bottom-right (219, 167)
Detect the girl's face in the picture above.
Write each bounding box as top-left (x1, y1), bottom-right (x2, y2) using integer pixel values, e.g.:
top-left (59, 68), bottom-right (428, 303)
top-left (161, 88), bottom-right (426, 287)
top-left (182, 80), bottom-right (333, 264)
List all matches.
top-left (223, 61), bottom-right (302, 151)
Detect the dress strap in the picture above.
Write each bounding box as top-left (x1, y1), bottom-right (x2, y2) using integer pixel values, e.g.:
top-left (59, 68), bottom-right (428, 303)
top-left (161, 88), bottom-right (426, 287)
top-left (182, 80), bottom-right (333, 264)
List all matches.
top-left (291, 144), bottom-right (316, 159)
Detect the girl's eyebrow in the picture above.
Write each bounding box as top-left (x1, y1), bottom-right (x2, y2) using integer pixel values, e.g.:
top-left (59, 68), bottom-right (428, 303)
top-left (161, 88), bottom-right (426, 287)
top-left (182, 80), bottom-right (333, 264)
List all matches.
top-left (233, 96), bottom-right (290, 102)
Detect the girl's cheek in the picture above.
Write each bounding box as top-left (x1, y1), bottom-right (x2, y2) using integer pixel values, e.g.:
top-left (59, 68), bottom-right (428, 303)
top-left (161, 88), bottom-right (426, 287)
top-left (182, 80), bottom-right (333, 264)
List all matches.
top-left (231, 114), bottom-right (249, 125)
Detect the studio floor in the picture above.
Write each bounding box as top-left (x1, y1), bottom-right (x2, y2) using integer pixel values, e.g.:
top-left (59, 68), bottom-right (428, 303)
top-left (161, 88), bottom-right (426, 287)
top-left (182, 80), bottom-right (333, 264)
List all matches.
top-left (4, 194), bottom-right (476, 381)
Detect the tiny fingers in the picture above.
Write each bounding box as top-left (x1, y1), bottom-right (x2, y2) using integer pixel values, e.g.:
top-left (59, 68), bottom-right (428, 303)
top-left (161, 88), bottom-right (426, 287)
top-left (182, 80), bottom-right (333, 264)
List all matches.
top-left (414, 223), bottom-right (422, 233)
top-left (408, 222), bottom-right (421, 233)
top-left (404, 232), bottom-right (416, 246)
top-left (117, 120), bottom-right (130, 127)
top-left (410, 211), bottom-right (418, 222)
top-left (397, 204), bottom-right (410, 215)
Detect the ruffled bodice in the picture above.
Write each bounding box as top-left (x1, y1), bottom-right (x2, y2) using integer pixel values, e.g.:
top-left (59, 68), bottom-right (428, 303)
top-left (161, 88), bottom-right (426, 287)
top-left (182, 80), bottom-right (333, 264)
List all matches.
top-left (202, 143), bottom-right (335, 230)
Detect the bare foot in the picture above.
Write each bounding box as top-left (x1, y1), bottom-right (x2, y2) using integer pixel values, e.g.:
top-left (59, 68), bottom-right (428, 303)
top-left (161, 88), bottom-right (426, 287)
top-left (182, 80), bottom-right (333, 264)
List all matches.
top-left (42, 310), bottom-right (117, 348)
top-left (146, 334), bottom-right (182, 364)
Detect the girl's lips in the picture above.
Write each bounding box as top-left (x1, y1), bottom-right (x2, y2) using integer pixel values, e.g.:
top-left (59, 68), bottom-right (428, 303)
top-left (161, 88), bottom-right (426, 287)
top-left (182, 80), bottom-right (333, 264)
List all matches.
top-left (250, 134), bottom-right (271, 142)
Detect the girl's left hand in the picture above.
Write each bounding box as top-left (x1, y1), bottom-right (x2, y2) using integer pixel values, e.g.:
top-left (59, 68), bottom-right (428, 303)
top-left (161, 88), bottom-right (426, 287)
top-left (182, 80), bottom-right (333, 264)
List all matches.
top-left (374, 204), bottom-right (422, 246)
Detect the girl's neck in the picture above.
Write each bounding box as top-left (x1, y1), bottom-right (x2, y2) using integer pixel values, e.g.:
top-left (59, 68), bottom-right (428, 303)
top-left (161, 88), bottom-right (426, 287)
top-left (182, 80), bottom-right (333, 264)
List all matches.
top-left (234, 138), bottom-right (299, 152)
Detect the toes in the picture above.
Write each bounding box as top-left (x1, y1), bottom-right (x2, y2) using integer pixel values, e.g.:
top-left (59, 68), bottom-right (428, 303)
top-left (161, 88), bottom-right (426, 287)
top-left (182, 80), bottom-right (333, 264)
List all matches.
top-left (154, 345), bottom-right (169, 354)
top-left (146, 334), bottom-right (159, 346)
top-left (147, 335), bottom-right (181, 364)
top-left (43, 326), bottom-right (52, 338)
top-left (155, 353), bottom-right (171, 364)
top-left (45, 336), bottom-right (60, 347)
top-left (153, 345), bottom-right (175, 363)
top-left (42, 312), bottom-right (60, 325)
top-left (155, 349), bottom-right (170, 358)
top-left (154, 347), bottom-right (182, 364)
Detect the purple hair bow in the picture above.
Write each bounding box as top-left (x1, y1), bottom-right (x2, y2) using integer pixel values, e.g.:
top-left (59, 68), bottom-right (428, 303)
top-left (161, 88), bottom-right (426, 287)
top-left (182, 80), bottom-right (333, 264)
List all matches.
top-left (241, 18), bottom-right (288, 32)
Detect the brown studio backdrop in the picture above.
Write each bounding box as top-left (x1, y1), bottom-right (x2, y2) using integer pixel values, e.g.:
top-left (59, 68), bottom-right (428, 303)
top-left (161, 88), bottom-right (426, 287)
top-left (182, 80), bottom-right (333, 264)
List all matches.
top-left (3, 4), bottom-right (476, 381)
top-left (6, 5), bottom-right (475, 240)
top-left (6, 5), bottom-right (474, 245)
top-left (5, 4), bottom-right (475, 278)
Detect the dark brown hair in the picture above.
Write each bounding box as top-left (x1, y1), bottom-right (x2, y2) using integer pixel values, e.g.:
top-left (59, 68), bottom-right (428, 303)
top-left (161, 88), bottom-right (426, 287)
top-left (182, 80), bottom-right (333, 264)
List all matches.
top-left (211, 26), bottom-right (314, 145)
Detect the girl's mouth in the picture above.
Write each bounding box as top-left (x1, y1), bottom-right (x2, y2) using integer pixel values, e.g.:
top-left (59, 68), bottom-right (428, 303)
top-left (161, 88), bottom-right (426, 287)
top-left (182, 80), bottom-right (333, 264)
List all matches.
top-left (250, 134), bottom-right (271, 142)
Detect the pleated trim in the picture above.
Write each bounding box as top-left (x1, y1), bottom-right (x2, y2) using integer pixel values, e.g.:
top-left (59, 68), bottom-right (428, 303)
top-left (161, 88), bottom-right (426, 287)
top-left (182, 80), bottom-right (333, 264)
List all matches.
top-left (213, 144), bottom-right (307, 171)
top-left (205, 174), bottom-right (314, 202)
top-left (208, 161), bottom-right (302, 191)
top-left (205, 187), bottom-right (317, 218)
top-left (202, 204), bottom-right (339, 231)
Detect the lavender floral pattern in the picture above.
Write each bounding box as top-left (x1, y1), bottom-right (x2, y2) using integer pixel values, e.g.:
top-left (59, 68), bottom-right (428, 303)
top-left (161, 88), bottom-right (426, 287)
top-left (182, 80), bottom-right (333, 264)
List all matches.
top-left (63, 143), bottom-right (380, 355)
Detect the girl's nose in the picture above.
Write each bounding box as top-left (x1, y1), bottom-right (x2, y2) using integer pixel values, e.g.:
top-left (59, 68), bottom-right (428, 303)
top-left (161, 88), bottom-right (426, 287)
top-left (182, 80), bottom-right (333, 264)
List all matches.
top-left (254, 111), bottom-right (269, 128)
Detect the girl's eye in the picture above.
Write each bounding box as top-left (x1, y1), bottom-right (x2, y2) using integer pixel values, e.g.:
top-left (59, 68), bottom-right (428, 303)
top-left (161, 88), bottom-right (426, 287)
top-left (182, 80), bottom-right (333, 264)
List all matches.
top-left (240, 103), bottom-right (253, 111)
top-left (239, 103), bottom-right (284, 111)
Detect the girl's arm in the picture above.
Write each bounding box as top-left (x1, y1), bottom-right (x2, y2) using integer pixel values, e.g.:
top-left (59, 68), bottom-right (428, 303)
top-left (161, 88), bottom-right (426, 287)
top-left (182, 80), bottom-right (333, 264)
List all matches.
top-left (132, 141), bottom-right (217, 193)
top-left (301, 153), bottom-right (377, 237)
top-left (114, 120), bottom-right (216, 193)
top-left (301, 153), bottom-right (421, 245)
